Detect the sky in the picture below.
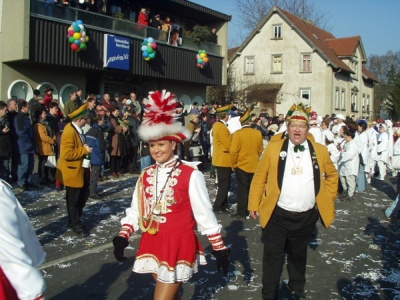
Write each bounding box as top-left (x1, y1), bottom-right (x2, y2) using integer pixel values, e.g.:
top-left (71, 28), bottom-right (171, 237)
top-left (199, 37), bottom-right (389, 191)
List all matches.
top-left (190, 0), bottom-right (400, 57)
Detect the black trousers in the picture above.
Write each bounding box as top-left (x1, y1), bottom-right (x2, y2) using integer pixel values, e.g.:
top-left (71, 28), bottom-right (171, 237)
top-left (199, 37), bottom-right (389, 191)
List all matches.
top-left (110, 155), bottom-right (121, 174)
top-left (213, 166), bottom-right (231, 211)
top-left (65, 173), bottom-right (90, 228)
top-left (261, 206), bottom-right (319, 300)
top-left (38, 155), bottom-right (55, 182)
top-left (89, 165), bottom-right (101, 196)
top-left (235, 167), bottom-right (254, 216)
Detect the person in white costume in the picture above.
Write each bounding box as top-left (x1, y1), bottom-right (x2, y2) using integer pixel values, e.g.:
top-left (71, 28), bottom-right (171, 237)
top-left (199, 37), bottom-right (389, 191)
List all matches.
top-left (324, 130), bottom-right (340, 169)
top-left (377, 123), bottom-right (389, 180)
top-left (0, 180), bottom-right (46, 300)
top-left (355, 120), bottom-right (369, 192)
top-left (366, 120), bottom-right (378, 183)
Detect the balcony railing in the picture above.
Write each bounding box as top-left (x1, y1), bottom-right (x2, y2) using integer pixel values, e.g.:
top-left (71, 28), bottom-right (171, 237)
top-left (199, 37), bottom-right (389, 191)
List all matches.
top-left (30, 0), bottom-right (222, 56)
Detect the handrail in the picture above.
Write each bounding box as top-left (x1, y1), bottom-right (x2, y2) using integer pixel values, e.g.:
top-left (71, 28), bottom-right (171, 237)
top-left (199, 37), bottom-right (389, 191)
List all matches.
top-left (30, 0), bottom-right (222, 56)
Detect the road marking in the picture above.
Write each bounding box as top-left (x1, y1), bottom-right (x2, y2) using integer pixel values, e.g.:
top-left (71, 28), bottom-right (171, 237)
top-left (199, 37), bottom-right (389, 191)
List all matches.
top-left (39, 235), bottom-right (141, 270)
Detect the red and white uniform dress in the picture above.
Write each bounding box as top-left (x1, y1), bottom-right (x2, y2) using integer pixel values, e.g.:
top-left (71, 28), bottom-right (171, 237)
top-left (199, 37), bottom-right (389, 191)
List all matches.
top-left (0, 180), bottom-right (46, 300)
top-left (120, 156), bottom-right (222, 283)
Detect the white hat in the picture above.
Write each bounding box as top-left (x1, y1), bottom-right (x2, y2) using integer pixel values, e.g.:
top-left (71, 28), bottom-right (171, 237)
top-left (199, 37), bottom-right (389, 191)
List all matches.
top-left (336, 114), bottom-right (346, 121)
top-left (125, 100), bottom-right (132, 105)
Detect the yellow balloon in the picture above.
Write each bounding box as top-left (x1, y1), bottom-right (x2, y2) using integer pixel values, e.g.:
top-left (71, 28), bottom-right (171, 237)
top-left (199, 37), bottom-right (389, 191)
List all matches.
top-left (73, 32), bottom-right (81, 40)
top-left (200, 53), bottom-right (206, 58)
top-left (145, 57), bottom-right (151, 61)
top-left (85, 36), bottom-right (89, 42)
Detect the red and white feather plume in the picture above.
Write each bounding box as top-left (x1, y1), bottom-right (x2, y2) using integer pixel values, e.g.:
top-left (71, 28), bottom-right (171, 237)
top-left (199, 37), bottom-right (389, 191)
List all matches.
top-left (138, 90), bottom-right (191, 142)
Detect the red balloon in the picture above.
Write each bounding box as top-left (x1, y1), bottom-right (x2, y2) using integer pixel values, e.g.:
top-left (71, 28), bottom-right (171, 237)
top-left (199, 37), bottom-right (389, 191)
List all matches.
top-left (70, 43), bottom-right (79, 51)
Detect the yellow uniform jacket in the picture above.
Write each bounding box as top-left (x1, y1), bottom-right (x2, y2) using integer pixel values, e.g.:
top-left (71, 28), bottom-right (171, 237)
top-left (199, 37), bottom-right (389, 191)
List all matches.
top-left (212, 121), bottom-right (232, 167)
top-left (248, 137), bottom-right (338, 228)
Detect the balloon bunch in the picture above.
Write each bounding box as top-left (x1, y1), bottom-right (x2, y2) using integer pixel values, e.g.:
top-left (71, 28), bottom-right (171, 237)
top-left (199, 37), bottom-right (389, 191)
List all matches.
top-left (196, 50), bottom-right (209, 68)
top-left (141, 37), bottom-right (158, 61)
top-left (67, 20), bottom-right (89, 52)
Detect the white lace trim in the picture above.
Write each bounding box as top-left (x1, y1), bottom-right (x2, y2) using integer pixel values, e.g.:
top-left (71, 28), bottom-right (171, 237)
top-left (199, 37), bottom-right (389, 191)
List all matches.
top-left (132, 254), bottom-right (207, 283)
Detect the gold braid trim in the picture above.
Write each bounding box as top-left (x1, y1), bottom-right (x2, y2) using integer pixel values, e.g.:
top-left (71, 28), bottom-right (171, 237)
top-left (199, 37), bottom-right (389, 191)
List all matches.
top-left (138, 175), bottom-right (154, 233)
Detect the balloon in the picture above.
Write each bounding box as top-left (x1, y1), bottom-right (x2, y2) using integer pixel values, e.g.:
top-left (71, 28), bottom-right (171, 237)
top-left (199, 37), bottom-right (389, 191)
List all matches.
top-left (148, 37), bottom-right (154, 43)
top-left (141, 45), bottom-right (147, 51)
top-left (85, 36), bottom-right (89, 42)
top-left (197, 59), bottom-right (203, 64)
top-left (149, 53), bottom-right (155, 59)
top-left (68, 21), bottom-right (89, 52)
top-left (200, 53), bottom-right (206, 58)
top-left (68, 26), bottom-right (74, 31)
top-left (68, 30), bottom-right (75, 36)
top-left (80, 37), bottom-right (86, 43)
top-left (74, 39), bottom-right (80, 45)
top-left (143, 38), bottom-right (148, 44)
top-left (203, 57), bottom-right (209, 63)
top-left (73, 24), bottom-right (80, 32)
top-left (71, 43), bottom-right (79, 51)
top-left (147, 47), bottom-right (153, 54)
top-left (69, 36), bottom-right (76, 43)
top-left (76, 20), bottom-right (83, 25)
top-left (152, 42), bottom-right (158, 50)
top-left (78, 24), bottom-right (84, 31)
top-left (73, 32), bottom-right (81, 39)
top-left (143, 51), bottom-right (149, 58)
top-left (145, 57), bottom-right (151, 61)
top-left (80, 43), bottom-right (87, 50)
top-left (197, 64), bottom-right (201, 68)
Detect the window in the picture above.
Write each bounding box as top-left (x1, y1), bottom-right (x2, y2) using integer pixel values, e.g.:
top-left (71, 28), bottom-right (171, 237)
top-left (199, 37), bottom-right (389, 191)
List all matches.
top-left (351, 92), bottom-right (358, 112)
top-left (367, 95), bottom-right (370, 114)
top-left (362, 93), bottom-right (366, 113)
top-left (273, 24), bottom-right (282, 38)
top-left (301, 53), bottom-right (312, 72)
top-left (341, 88), bottom-right (346, 110)
top-left (300, 88), bottom-right (311, 104)
top-left (335, 87), bottom-right (340, 109)
top-left (244, 56), bottom-right (255, 74)
top-left (272, 54), bottom-right (282, 73)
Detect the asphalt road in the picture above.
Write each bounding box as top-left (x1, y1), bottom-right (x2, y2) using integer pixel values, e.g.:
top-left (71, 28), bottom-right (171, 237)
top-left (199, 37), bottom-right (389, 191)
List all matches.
top-left (15, 170), bottom-right (400, 300)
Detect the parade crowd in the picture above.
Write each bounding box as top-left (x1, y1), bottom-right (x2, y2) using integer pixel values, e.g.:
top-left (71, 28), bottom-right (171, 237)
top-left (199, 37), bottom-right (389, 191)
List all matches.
top-left (1, 88), bottom-right (400, 300)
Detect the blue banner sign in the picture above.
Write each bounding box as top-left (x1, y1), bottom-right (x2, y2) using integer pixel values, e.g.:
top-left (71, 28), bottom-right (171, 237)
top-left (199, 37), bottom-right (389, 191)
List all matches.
top-left (104, 34), bottom-right (130, 70)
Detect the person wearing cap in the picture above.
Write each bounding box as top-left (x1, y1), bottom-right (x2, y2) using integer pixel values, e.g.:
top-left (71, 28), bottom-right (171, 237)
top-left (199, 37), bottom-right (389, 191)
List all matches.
top-left (43, 86), bottom-right (54, 108)
top-left (56, 104), bottom-right (93, 236)
top-left (112, 90), bottom-right (229, 298)
top-left (230, 107), bottom-right (263, 220)
top-left (212, 104), bottom-right (233, 213)
top-left (248, 104), bottom-right (338, 300)
top-left (151, 14), bottom-right (162, 30)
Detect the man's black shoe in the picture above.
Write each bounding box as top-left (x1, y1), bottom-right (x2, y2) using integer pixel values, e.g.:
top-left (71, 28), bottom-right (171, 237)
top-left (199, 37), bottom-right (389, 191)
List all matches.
top-left (291, 289), bottom-right (306, 299)
top-left (213, 208), bottom-right (229, 214)
top-left (90, 193), bottom-right (102, 200)
top-left (71, 225), bottom-right (89, 236)
top-left (26, 182), bottom-right (39, 189)
top-left (230, 213), bottom-right (246, 220)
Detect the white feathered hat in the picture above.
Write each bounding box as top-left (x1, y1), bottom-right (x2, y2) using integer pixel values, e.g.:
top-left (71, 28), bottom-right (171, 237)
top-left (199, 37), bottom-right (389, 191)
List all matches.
top-left (138, 90), bottom-right (191, 143)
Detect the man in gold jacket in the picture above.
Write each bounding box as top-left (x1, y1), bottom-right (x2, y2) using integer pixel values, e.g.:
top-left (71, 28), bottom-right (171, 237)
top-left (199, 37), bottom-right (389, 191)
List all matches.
top-left (56, 104), bottom-right (92, 236)
top-left (248, 105), bottom-right (338, 300)
top-left (212, 105), bottom-right (232, 212)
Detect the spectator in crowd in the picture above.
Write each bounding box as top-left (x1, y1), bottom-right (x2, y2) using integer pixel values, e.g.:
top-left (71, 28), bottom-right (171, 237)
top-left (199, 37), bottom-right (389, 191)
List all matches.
top-left (169, 27), bottom-right (182, 46)
top-left (210, 28), bottom-right (218, 44)
top-left (199, 112), bottom-right (211, 160)
top-left (123, 109), bottom-right (140, 174)
top-left (129, 92), bottom-right (142, 120)
top-left (56, 104), bottom-right (92, 236)
top-left (190, 102), bottom-right (200, 115)
top-left (29, 89), bottom-right (41, 105)
top-left (96, 105), bottom-right (112, 181)
top-left (14, 100), bottom-right (38, 190)
top-left (43, 86), bottom-right (54, 108)
top-left (33, 107), bottom-right (56, 186)
top-left (85, 96), bottom-right (97, 128)
top-left (248, 105), bottom-right (338, 300)
top-left (152, 14), bottom-right (162, 29)
top-left (30, 95), bottom-right (46, 124)
top-left (0, 180), bottom-right (46, 300)
top-left (356, 120), bottom-right (369, 192)
top-left (162, 16), bottom-right (172, 32)
top-left (85, 115), bottom-right (106, 200)
top-left (212, 104), bottom-right (233, 213)
top-left (101, 93), bottom-right (114, 111)
top-left (0, 101), bottom-right (11, 182)
top-left (376, 123), bottom-right (390, 180)
top-left (109, 107), bottom-right (128, 178)
top-left (75, 88), bottom-right (83, 106)
top-left (7, 98), bottom-right (18, 183)
top-left (137, 7), bottom-right (149, 26)
top-left (64, 91), bottom-right (80, 116)
top-left (230, 110), bottom-right (263, 220)
top-left (139, 140), bottom-right (153, 171)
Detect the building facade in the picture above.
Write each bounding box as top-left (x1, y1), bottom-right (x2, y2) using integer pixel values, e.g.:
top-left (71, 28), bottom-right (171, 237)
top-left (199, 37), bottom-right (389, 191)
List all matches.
top-left (228, 6), bottom-right (379, 118)
top-left (0, 0), bottom-right (231, 108)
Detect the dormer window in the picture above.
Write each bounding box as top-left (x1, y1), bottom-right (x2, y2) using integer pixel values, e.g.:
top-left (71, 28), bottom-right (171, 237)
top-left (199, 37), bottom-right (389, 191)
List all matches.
top-left (273, 24), bottom-right (282, 39)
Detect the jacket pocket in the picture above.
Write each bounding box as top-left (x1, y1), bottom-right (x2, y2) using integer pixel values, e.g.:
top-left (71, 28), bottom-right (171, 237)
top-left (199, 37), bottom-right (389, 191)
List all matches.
top-left (67, 166), bottom-right (77, 169)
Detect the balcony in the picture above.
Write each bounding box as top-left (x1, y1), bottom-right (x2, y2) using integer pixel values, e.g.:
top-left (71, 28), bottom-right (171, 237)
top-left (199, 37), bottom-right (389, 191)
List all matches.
top-left (31, 0), bottom-right (222, 56)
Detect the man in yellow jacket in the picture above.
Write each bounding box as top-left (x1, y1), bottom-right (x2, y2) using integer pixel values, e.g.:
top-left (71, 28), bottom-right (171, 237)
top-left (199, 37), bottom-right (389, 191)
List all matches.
top-left (212, 104), bottom-right (232, 212)
top-left (230, 109), bottom-right (263, 219)
top-left (56, 104), bottom-right (92, 236)
top-left (248, 104), bottom-right (338, 299)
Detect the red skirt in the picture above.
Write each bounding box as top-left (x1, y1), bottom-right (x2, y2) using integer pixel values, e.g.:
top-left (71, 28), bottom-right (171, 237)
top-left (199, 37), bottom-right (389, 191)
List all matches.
top-left (0, 267), bottom-right (18, 300)
top-left (133, 230), bottom-right (206, 283)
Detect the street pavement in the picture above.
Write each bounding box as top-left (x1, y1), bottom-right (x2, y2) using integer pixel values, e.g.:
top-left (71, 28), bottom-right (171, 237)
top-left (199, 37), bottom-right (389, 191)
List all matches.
top-left (15, 170), bottom-right (400, 300)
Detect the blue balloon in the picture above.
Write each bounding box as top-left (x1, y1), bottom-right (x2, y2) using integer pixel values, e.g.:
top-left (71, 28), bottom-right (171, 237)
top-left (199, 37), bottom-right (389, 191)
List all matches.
top-left (141, 45), bottom-right (147, 52)
top-left (143, 38), bottom-right (148, 44)
top-left (148, 37), bottom-right (154, 43)
top-left (76, 20), bottom-right (83, 25)
top-left (143, 51), bottom-right (149, 58)
top-left (74, 40), bottom-right (80, 45)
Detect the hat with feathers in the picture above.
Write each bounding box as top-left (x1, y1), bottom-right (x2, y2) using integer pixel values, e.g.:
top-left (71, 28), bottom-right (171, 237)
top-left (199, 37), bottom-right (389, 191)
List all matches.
top-left (287, 103), bottom-right (311, 123)
top-left (138, 90), bottom-right (191, 143)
